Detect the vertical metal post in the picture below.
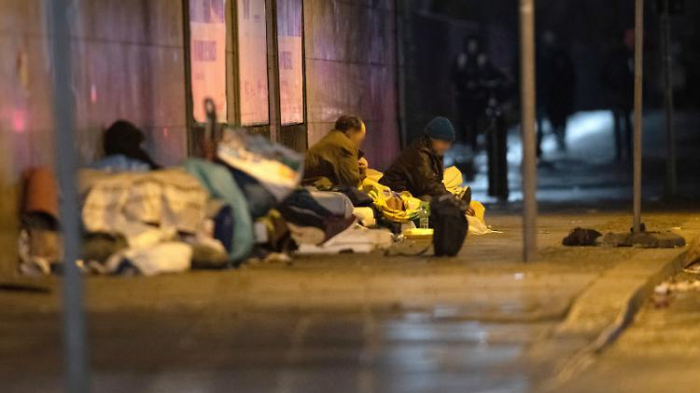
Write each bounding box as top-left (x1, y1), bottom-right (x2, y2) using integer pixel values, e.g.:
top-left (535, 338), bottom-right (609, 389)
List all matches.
top-left (632, 0), bottom-right (644, 233)
top-left (520, 0), bottom-right (538, 262)
top-left (265, 0), bottom-right (282, 143)
top-left (49, 1), bottom-right (90, 392)
top-left (661, 0), bottom-right (677, 198)
top-left (395, 0), bottom-right (409, 149)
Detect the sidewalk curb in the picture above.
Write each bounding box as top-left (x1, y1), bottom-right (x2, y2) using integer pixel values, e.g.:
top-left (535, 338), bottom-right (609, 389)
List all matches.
top-left (548, 246), bottom-right (690, 388)
top-left (589, 249), bottom-right (687, 350)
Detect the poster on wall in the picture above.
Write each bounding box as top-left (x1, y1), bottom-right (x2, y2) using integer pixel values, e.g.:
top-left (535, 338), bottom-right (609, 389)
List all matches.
top-left (189, 0), bottom-right (227, 123)
top-left (277, 36), bottom-right (303, 125)
top-left (237, 0), bottom-right (270, 125)
top-left (276, 0), bottom-right (304, 125)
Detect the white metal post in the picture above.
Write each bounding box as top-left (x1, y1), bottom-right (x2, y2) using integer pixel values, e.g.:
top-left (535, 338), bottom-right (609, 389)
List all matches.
top-left (49, 1), bottom-right (90, 392)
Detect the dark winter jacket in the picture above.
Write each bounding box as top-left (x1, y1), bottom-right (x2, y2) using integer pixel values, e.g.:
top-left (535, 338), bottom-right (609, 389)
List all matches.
top-left (103, 120), bottom-right (161, 170)
top-left (303, 130), bottom-right (363, 189)
top-left (379, 136), bottom-right (449, 198)
top-left (600, 47), bottom-right (634, 110)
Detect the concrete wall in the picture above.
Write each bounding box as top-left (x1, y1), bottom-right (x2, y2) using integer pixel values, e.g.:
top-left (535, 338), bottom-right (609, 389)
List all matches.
top-left (0, 0), bottom-right (189, 274)
top-left (2, 0), bottom-right (402, 171)
top-left (0, 0), bottom-right (189, 179)
top-left (303, 0), bottom-right (400, 170)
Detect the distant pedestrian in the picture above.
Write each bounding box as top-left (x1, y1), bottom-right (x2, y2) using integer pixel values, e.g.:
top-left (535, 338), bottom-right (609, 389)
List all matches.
top-left (536, 31), bottom-right (576, 157)
top-left (476, 53), bottom-right (512, 199)
top-left (451, 35), bottom-right (488, 151)
top-left (600, 29), bottom-right (635, 161)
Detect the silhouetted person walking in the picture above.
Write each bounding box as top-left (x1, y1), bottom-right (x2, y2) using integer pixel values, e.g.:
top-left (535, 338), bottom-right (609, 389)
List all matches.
top-left (601, 29), bottom-right (635, 161)
top-left (451, 36), bottom-right (488, 151)
top-left (536, 31), bottom-right (576, 157)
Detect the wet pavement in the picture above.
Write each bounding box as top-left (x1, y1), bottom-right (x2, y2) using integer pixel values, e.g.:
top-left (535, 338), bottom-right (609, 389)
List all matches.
top-left (2, 211), bottom-right (699, 392)
top-left (1, 309), bottom-right (551, 393)
top-left (559, 269), bottom-right (700, 392)
top-left (2, 112), bottom-right (700, 392)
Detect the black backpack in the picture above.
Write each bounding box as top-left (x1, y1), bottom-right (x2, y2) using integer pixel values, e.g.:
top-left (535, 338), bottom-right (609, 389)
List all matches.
top-left (430, 195), bottom-right (469, 257)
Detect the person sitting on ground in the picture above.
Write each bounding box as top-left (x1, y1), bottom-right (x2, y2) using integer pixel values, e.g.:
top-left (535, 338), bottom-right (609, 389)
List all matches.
top-left (103, 120), bottom-right (161, 170)
top-left (380, 117), bottom-right (475, 215)
top-left (303, 115), bottom-right (368, 190)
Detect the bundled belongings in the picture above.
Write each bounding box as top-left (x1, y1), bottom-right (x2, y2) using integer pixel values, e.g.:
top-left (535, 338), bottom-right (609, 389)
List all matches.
top-left (361, 177), bottom-right (422, 223)
top-left (99, 242), bottom-right (193, 276)
top-left (79, 168), bottom-right (209, 238)
top-left (430, 194), bottom-right (470, 257)
top-left (307, 190), bottom-right (356, 219)
top-left (217, 128), bottom-right (303, 203)
top-left (18, 168), bottom-right (62, 275)
top-left (363, 167), bottom-right (490, 237)
top-left (562, 228), bottom-right (603, 247)
top-left (442, 166), bottom-right (492, 235)
top-left (77, 167), bottom-right (225, 274)
top-left (296, 224), bottom-right (393, 255)
top-left (278, 189), bottom-right (356, 246)
top-left (183, 159), bottom-right (254, 263)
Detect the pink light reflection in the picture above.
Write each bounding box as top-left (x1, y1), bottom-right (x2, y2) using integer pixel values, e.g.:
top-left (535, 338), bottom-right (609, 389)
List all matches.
top-left (90, 84), bottom-right (98, 104)
top-left (12, 109), bottom-right (27, 134)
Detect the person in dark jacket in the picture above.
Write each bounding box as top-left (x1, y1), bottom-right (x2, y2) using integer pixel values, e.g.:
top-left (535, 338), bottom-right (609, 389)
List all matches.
top-left (600, 29), bottom-right (635, 161)
top-left (103, 120), bottom-right (161, 169)
top-left (451, 35), bottom-right (488, 150)
top-left (380, 117), bottom-right (458, 199)
top-left (536, 31), bottom-right (576, 156)
top-left (303, 116), bottom-right (367, 190)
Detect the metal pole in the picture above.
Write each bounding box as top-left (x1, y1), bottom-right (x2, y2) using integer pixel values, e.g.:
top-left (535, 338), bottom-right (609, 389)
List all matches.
top-left (661, 0), bottom-right (677, 198)
top-left (395, 0), bottom-right (409, 149)
top-left (49, 1), bottom-right (90, 392)
top-left (632, 0), bottom-right (644, 233)
top-left (265, 0), bottom-right (282, 143)
top-left (520, 0), bottom-right (538, 261)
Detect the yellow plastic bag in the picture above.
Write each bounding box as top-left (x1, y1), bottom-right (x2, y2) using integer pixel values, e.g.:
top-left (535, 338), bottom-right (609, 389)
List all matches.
top-left (361, 177), bottom-right (421, 222)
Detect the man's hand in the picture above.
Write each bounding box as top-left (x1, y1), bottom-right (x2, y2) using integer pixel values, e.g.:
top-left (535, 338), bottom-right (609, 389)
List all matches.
top-left (466, 206), bottom-right (476, 216)
top-left (358, 157), bottom-right (369, 177)
top-left (358, 157), bottom-right (368, 169)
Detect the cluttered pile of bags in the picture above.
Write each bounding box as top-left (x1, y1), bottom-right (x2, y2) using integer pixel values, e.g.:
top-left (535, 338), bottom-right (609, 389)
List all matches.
top-left (17, 124), bottom-right (390, 276)
top-left (17, 117), bottom-right (492, 277)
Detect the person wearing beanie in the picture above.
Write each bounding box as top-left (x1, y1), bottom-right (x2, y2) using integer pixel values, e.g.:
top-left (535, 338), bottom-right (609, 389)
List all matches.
top-left (380, 117), bottom-right (457, 200)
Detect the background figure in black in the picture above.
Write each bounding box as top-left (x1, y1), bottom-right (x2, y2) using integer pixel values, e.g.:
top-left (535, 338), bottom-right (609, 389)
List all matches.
top-left (477, 53), bottom-right (513, 199)
top-left (451, 35), bottom-right (487, 151)
top-left (536, 31), bottom-right (576, 157)
top-left (600, 29), bottom-right (635, 161)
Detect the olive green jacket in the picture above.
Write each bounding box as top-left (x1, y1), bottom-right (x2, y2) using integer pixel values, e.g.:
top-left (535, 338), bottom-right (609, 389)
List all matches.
top-left (303, 130), bottom-right (363, 189)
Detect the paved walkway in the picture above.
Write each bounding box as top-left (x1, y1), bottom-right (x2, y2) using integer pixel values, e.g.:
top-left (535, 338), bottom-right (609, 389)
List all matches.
top-left (1, 209), bottom-right (698, 392)
top-left (559, 263), bottom-right (700, 392)
top-left (3, 111), bottom-right (700, 392)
